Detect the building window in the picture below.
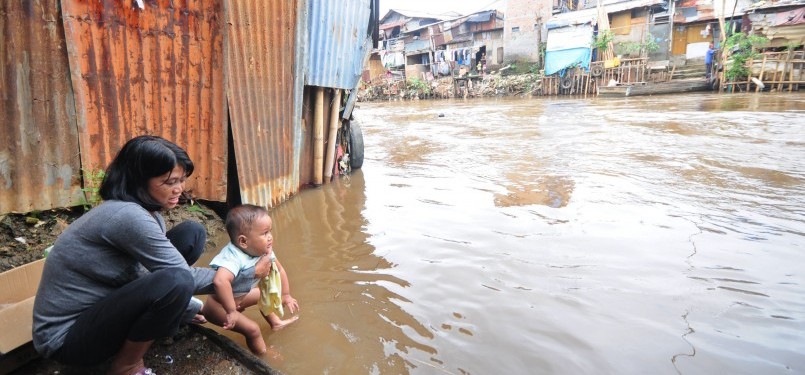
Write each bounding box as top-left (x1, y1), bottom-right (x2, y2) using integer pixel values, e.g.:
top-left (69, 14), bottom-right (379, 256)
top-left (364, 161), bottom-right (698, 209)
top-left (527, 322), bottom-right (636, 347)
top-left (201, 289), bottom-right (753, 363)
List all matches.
top-left (512, 26), bottom-right (520, 33)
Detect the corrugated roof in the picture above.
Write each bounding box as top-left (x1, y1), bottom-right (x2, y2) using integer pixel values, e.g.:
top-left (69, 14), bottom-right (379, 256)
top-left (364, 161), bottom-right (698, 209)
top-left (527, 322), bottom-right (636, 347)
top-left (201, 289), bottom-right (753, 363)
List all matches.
top-left (61, 0), bottom-right (228, 202)
top-left (380, 19), bottom-right (409, 30)
top-left (381, 9), bottom-right (461, 22)
top-left (0, 0), bottom-right (84, 214)
top-left (307, 0), bottom-right (373, 90)
top-left (225, 0), bottom-right (301, 207)
top-left (549, 0), bottom-right (665, 26)
top-left (467, 10), bottom-right (495, 23)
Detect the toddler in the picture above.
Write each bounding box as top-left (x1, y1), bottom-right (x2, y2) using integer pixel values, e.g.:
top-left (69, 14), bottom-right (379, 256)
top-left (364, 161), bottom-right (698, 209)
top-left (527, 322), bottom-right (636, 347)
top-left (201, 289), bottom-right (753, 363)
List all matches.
top-left (202, 204), bottom-right (299, 354)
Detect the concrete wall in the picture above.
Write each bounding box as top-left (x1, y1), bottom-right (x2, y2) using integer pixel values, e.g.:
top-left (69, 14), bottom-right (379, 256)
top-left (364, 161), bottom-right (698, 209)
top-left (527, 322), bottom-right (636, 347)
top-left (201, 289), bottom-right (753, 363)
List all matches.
top-left (474, 29), bottom-right (506, 66)
top-left (504, 0), bottom-right (551, 63)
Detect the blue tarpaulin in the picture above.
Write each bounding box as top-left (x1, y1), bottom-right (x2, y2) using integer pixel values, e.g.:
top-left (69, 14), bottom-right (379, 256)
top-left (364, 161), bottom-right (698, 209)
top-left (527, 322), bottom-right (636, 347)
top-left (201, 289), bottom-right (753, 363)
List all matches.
top-left (544, 48), bottom-right (591, 75)
top-left (544, 23), bottom-right (593, 76)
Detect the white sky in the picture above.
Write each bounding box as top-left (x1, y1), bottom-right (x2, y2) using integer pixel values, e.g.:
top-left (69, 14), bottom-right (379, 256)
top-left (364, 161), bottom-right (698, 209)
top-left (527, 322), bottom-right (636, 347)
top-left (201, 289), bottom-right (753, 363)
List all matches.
top-left (379, 0), bottom-right (506, 18)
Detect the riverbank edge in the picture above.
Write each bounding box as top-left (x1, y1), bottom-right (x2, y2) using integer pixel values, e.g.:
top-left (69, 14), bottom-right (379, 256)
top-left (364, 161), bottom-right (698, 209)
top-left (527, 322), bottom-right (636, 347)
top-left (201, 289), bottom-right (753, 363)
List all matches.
top-left (357, 72), bottom-right (542, 102)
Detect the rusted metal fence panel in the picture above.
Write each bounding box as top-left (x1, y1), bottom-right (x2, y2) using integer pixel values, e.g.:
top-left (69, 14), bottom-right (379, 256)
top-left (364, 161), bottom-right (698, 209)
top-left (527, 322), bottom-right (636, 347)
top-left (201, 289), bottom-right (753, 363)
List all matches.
top-left (307, 0), bottom-right (373, 90)
top-left (225, 0), bottom-right (300, 207)
top-left (60, 0), bottom-right (228, 201)
top-left (0, 0), bottom-right (84, 214)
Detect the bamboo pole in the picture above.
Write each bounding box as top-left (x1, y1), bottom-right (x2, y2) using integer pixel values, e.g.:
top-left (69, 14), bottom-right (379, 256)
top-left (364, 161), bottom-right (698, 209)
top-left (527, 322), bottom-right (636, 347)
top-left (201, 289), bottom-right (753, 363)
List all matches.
top-left (754, 55), bottom-right (764, 92)
top-left (718, 0), bottom-right (728, 93)
top-left (788, 51), bottom-right (795, 92)
top-left (772, 57), bottom-right (779, 91)
top-left (324, 89), bottom-right (342, 183)
top-left (313, 87), bottom-right (325, 186)
top-left (585, 72), bottom-right (590, 96)
top-left (778, 54), bottom-right (788, 91)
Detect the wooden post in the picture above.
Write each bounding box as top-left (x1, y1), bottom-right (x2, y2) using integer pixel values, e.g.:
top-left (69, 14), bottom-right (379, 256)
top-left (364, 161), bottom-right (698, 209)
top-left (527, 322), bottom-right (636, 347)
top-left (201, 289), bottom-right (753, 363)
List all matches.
top-left (778, 53), bottom-right (788, 91)
top-left (313, 87), bottom-right (325, 186)
top-left (324, 89), bottom-right (342, 183)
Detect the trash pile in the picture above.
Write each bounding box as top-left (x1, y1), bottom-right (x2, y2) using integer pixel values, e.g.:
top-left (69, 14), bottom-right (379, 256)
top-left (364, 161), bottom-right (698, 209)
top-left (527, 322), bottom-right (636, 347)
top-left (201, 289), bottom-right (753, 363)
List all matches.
top-left (357, 72), bottom-right (544, 102)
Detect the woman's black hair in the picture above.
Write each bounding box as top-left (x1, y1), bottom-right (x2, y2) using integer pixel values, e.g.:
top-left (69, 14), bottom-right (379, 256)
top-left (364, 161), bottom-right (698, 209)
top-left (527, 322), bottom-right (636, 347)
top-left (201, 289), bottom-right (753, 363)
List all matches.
top-left (99, 135), bottom-right (194, 211)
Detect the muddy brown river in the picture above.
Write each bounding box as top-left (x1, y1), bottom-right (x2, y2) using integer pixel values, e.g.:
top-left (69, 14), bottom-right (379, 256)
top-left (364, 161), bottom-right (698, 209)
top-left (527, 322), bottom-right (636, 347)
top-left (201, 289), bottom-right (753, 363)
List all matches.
top-left (203, 93), bottom-right (805, 374)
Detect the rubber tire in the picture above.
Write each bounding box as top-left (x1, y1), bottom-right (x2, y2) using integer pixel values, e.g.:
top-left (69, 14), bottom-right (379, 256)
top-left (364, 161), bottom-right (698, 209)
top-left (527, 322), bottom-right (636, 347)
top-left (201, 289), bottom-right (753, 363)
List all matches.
top-left (591, 65), bottom-right (604, 77)
top-left (349, 119), bottom-right (364, 170)
top-left (560, 77), bottom-right (573, 90)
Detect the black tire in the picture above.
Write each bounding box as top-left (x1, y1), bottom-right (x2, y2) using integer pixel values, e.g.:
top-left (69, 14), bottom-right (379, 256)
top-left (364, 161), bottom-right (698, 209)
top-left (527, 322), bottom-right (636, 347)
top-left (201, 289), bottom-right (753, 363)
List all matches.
top-left (349, 119), bottom-right (364, 170)
top-left (591, 65), bottom-right (604, 77)
top-left (560, 77), bottom-right (573, 90)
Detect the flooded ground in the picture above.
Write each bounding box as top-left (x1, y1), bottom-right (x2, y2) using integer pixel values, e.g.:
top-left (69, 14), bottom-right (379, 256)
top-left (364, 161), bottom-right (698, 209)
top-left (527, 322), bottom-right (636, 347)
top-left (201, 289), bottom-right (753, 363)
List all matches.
top-left (205, 93), bottom-right (805, 374)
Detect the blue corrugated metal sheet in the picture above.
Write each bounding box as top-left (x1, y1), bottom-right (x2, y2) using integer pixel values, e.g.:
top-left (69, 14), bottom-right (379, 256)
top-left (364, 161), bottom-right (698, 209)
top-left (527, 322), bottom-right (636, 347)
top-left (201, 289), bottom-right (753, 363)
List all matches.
top-left (307, 0), bottom-right (373, 89)
top-left (404, 39), bottom-right (432, 52)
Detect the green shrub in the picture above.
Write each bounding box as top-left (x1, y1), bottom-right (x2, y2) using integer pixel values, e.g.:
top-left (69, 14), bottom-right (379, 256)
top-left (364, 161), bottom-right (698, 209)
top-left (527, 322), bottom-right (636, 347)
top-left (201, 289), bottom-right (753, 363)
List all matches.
top-left (723, 32), bottom-right (769, 81)
top-left (79, 168), bottom-right (105, 210)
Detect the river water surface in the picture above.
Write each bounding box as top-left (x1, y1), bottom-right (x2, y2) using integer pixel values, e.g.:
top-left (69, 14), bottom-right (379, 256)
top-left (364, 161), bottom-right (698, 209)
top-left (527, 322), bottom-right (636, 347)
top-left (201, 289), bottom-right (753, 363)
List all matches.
top-left (205, 93), bottom-right (805, 374)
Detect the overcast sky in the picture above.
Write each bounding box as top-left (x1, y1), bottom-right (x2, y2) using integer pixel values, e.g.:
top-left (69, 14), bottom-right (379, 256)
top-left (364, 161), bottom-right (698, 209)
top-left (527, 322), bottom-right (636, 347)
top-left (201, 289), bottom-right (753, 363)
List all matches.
top-left (379, 0), bottom-right (505, 17)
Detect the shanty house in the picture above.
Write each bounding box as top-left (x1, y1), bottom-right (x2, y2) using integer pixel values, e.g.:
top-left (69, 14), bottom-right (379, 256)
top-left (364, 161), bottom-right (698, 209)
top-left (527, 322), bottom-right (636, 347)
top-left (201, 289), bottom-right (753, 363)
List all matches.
top-left (545, 0), bottom-right (669, 75)
top-left (743, 0), bottom-right (805, 48)
top-left (504, 0), bottom-right (553, 64)
top-left (671, 0), bottom-right (754, 60)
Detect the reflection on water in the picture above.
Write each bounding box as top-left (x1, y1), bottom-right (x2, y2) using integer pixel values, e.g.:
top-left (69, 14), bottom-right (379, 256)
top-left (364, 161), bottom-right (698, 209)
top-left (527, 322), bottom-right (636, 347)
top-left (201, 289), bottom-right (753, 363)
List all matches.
top-left (207, 92), bottom-right (805, 374)
top-left (494, 173), bottom-right (574, 208)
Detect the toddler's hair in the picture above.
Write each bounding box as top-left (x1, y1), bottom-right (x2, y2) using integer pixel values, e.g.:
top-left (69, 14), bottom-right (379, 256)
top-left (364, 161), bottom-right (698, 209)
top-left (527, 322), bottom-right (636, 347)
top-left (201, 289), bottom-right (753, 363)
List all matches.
top-left (225, 204), bottom-right (269, 243)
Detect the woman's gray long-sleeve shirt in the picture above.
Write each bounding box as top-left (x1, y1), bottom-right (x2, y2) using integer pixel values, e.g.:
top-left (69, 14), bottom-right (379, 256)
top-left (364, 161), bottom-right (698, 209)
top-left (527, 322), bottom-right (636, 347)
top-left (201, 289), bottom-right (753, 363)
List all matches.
top-left (32, 200), bottom-right (255, 358)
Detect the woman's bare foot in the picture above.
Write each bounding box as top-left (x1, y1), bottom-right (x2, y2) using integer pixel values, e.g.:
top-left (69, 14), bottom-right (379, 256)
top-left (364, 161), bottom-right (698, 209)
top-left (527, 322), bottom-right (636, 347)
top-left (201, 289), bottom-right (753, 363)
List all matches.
top-left (266, 315), bottom-right (299, 331)
top-left (190, 313), bottom-right (207, 324)
top-left (107, 359), bottom-right (144, 375)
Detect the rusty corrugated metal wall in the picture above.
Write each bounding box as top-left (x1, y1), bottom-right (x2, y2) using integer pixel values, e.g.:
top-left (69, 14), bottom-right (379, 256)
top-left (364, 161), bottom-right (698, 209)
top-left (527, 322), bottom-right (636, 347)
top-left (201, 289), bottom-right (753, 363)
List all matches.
top-left (225, 0), bottom-right (300, 207)
top-left (60, 0), bottom-right (228, 201)
top-left (0, 0), bottom-right (84, 213)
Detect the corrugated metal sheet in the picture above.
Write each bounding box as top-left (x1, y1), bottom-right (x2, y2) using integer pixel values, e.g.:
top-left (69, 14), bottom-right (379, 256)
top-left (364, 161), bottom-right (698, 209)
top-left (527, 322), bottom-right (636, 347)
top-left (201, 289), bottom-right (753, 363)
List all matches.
top-left (225, 0), bottom-right (300, 207)
top-left (0, 0), bottom-right (84, 214)
top-left (60, 0), bottom-right (228, 201)
top-left (550, 0), bottom-right (665, 26)
top-left (307, 0), bottom-right (373, 89)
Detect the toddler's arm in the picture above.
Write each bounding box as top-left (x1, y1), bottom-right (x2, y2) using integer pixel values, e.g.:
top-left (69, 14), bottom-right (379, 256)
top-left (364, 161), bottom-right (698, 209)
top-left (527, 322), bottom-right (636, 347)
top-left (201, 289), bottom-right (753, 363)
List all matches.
top-left (276, 260), bottom-right (299, 314)
top-left (213, 267), bottom-right (239, 329)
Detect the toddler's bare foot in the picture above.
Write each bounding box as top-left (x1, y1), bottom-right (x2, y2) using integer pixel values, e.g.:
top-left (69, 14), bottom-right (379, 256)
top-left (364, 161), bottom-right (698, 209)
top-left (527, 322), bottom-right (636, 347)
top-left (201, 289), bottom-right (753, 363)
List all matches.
top-left (268, 315), bottom-right (299, 331)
